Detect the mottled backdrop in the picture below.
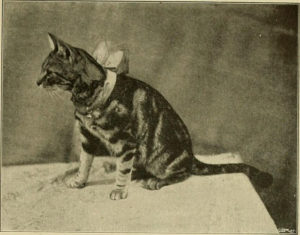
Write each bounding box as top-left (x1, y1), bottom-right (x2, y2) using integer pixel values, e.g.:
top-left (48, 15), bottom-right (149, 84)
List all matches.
top-left (2, 2), bottom-right (297, 230)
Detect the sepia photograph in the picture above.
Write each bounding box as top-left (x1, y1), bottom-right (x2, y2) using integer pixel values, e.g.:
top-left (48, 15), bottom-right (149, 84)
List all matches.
top-left (1, 1), bottom-right (298, 234)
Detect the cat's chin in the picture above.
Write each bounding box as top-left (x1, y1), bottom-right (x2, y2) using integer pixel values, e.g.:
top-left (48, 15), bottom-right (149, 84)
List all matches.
top-left (57, 84), bottom-right (73, 91)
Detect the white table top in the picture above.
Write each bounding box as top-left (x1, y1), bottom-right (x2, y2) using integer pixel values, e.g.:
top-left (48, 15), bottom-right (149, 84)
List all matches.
top-left (2, 157), bottom-right (278, 233)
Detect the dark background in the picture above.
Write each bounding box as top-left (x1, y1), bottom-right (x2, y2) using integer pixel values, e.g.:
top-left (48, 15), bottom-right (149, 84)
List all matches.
top-left (2, 2), bottom-right (297, 230)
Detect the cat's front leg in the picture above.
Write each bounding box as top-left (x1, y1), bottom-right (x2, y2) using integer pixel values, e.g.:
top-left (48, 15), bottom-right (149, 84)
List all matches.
top-left (65, 123), bottom-right (94, 188)
top-left (66, 148), bottom-right (94, 188)
top-left (110, 147), bottom-right (136, 200)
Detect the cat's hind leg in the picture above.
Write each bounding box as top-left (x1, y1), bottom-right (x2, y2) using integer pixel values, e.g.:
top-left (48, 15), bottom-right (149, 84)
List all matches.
top-left (143, 150), bottom-right (192, 190)
top-left (142, 171), bottom-right (190, 190)
top-left (131, 168), bottom-right (153, 181)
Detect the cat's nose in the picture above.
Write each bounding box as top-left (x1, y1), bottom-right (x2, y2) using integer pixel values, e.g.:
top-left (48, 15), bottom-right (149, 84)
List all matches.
top-left (36, 79), bottom-right (43, 86)
top-left (37, 71), bottom-right (47, 86)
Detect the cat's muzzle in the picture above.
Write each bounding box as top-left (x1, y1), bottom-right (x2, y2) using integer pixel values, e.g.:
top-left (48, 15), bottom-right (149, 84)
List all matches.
top-left (37, 71), bottom-right (47, 86)
top-left (36, 78), bottom-right (44, 86)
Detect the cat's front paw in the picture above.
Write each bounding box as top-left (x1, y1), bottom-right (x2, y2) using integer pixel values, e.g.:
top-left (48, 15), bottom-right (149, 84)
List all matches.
top-left (110, 188), bottom-right (128, 200)
top-left (65, 175), bottom-right (87, 189)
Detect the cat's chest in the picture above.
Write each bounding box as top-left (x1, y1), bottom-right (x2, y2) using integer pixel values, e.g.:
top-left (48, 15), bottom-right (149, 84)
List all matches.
top-left (75, 99), bottom-right (130, 140)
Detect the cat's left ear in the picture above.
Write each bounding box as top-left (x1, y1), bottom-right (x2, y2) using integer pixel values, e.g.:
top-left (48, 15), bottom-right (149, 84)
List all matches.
top-left (48, 33), bottom-right (58, 50)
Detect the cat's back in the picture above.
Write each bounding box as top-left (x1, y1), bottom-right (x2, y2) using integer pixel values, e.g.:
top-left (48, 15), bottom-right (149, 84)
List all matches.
top-left (114, 74), bottom-right (175, 110)
top-left (113, 74), bottom-right (193, 153)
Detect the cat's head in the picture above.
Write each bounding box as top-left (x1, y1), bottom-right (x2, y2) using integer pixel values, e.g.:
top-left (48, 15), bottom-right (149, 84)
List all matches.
top-left (37, 33), bottom-right (106, 104)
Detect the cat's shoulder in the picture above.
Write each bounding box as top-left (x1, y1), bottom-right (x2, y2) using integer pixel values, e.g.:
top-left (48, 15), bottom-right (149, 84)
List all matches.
top-left (116, 74), bottom-right (151, 88)
top-left (112, 74), bottom-right (170, 110)
top-left (116, 74), bottom-right (162, 96)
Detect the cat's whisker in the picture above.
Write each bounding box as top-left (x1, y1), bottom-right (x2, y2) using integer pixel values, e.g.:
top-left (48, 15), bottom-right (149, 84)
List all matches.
top-left (54, 90), bottom-right (63, 100)
top-left (56, 92), bottom-right (64, 101)
top-left (49, 89), bottom-right (59, 101)
top-left (51, 90), bottom-right (58, 99)
top-left (48, 90), bottom-right (55, 100)
top-left (46, 90), bottom-right (51, 99)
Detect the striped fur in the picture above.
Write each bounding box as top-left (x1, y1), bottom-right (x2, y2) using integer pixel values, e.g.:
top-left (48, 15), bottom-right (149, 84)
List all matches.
top-left (38, 34), bottom-right (273, 200)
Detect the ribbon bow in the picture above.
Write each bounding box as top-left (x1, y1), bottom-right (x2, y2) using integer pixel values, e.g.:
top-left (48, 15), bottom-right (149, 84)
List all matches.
top-left (92, 40), bottom-right (129, 75)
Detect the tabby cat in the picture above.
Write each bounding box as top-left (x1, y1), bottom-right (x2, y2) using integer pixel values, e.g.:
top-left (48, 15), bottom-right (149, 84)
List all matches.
top-left (37, 33), bottom-right (273, 200)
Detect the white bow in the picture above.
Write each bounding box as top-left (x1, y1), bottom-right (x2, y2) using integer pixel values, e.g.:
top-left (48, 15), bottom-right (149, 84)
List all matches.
top-left (92, 40), bottom-right (129, 75)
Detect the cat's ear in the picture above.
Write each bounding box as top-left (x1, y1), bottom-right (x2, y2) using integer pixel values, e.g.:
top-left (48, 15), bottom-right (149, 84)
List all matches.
top-left (57, 41), bottom-right (73, 60)
top-left (48, 33), bottom-right (57, 50)
top-left (48, 33), bottom-right (74, 62)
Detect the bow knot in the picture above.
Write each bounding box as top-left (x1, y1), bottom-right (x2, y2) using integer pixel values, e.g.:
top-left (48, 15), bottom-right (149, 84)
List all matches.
top-left (92, 40), bottom-right (129, 75)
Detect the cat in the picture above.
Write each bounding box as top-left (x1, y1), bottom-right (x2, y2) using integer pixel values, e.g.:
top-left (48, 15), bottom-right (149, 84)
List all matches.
top-left (37, 33), bottom-right (273, 200)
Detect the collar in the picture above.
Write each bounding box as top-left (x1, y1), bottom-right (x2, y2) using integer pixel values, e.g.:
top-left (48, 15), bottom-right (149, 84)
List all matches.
top-left (86, 69), bottom-right (117, 113)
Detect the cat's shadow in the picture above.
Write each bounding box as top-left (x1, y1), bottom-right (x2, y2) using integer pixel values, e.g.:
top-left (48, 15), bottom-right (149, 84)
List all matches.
top-left (86, 178), bottom-right (115, 186)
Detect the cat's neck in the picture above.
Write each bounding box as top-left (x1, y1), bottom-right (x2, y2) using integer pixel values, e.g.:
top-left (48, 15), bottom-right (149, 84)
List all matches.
top-left (71, 50), bottom-right (109, 113)
top-left (86, 70), bottom-right (117, 112)
top-left (71, 70), bottom-right (117, 114)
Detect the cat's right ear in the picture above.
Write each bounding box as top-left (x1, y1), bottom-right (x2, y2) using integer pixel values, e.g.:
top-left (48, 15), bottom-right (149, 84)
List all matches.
top-left (48, 33), bottom-right (57, 51)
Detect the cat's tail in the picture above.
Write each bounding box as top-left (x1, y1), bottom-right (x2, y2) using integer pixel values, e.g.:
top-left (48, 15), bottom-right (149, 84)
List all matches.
top-left (191, 158), bottom-right (273, 188)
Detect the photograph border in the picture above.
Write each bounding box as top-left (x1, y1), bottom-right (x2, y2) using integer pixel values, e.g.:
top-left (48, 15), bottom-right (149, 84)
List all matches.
top-left (0, 0), bottom-right (298, 234)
